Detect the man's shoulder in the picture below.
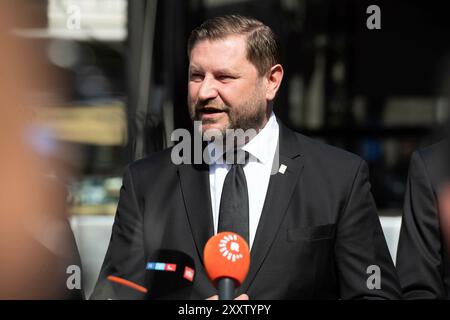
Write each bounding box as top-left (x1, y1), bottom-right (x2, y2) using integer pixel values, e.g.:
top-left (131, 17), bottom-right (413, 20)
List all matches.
top-left (290, 130), bottom-right (363, 168)
top-left (127, 147), bottom-right (176, 173)
top-left (281, 127), bottom-right (368, 195)
top-left (411, 139), bottom-right (449, 186)
top-left (415, 139), bottom-right (448, 164)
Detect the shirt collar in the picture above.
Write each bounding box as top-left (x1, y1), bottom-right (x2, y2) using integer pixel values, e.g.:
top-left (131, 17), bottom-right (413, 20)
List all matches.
top-left (206, 112), bottom-right (279, 165)
top-left (242, 112), bottom-right (278, 165)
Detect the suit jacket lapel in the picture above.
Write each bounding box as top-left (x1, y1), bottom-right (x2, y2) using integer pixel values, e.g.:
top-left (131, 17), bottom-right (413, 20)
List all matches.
top-left (178, 162), bottom-right (214, 263)
top-left (239, 122), bottom-right (304, 294)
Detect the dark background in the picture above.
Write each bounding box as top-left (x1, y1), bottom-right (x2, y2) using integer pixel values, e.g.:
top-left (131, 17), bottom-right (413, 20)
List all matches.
top-left (17, 0), bottom-right (450, 213)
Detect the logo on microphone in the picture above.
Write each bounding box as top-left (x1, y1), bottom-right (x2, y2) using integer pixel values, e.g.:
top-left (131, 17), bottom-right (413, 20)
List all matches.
top-left (219, 234), bottom-right (244, 262)
top-left (183, 266), bottom-right (195, 282)
top-left (146, 262), bottom-right (177, 272)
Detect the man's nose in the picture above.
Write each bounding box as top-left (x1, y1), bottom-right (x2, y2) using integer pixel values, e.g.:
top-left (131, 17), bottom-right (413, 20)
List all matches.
top-left (197, 76), bottom-right (218, 101)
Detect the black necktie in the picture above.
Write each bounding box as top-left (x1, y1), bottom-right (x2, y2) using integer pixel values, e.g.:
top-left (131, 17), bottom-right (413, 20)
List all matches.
top-left (218, 149), bottom-right (250, 245)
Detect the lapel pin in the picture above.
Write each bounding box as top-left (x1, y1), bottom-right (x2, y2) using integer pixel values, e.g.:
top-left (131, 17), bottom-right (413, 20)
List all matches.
top-left (278, 164), bottom-right (287, 174)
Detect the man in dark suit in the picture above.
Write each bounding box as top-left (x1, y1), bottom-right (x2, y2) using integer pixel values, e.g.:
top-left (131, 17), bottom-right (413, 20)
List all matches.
top-left (91, 15), bottom-right (401, 299)
top-left (396, 140), bottom-right (450, 299)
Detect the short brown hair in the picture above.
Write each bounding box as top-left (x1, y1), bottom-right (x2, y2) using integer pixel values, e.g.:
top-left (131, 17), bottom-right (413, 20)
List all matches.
top-left (187, 15), bottom-right (280, 76)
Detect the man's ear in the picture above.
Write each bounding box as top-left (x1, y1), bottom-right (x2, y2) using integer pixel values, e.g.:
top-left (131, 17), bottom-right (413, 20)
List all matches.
top-left (265, 64), bottom-right (284, 101)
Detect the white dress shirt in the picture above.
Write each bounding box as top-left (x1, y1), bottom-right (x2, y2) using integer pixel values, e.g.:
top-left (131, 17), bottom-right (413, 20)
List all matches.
top-left (207, 112), bottom-right (279, 249)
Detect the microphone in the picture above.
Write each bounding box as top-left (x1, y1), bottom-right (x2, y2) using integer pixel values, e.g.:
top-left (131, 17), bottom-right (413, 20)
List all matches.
top-left (94, 250), bottom-right (195, 300)
top-left (203, 232), bottom-right (250, 300)
top-left (144, 249), bottom-right (196, 299)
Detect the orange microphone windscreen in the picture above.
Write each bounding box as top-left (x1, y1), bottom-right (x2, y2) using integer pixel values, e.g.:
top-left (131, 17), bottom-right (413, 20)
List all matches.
top-left (203, 232), bottom-right (250, 287)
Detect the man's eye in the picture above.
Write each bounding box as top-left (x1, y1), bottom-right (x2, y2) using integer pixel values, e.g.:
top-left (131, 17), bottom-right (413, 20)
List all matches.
top-left (218, 75), bottom-right (234, 81)
top-left (190, 74), bottom-right (204, 81)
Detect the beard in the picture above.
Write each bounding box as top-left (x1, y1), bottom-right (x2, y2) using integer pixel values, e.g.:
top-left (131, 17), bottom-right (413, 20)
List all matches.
top-left (188, 89), bottom-right (267, 137)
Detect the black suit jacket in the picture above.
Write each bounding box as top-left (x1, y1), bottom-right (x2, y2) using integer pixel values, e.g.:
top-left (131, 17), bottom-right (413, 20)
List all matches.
top-left (396, 140), bottom-right (450, 299)
top-left (91, 122), bottom-right (401, 299)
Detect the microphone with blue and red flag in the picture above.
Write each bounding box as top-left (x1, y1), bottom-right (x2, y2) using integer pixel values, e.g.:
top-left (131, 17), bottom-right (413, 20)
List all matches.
top-left (144, 249), bottom-right (196, 299)
top-left (95, 249), bottom-right (195, 299)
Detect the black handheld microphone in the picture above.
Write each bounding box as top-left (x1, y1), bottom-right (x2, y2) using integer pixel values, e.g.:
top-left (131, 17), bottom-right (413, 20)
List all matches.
top-left (93, 249), bottom-right (195, 300)
top-left (144, 249), bottom-right (196, 299)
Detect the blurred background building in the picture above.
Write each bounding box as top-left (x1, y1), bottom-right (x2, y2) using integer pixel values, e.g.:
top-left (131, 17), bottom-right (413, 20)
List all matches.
top-left (11, 0), bottom-right (450, 297)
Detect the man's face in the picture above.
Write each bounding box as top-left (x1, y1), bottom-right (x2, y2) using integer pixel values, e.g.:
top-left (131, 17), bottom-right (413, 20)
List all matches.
top-left (188, 35), bottom-right (269, 135)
